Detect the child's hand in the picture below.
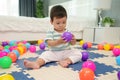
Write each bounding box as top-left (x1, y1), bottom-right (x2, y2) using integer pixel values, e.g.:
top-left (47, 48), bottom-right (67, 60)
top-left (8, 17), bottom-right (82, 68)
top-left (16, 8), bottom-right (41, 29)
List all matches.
top-left (70, 34), bottom-right (76, 45)
top-left (57, 37), bottom-right (67, 44)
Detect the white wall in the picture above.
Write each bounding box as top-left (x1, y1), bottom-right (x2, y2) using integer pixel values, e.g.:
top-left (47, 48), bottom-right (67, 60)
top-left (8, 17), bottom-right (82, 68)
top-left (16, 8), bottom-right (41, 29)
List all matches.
top-left (49, 0), bottom-right (97, 20)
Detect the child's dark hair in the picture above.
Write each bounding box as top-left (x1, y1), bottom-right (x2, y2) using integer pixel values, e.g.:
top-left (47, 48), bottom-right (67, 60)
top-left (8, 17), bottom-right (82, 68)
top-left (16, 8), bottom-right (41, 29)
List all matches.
top-left (50, 5), bottom-right (67, 22)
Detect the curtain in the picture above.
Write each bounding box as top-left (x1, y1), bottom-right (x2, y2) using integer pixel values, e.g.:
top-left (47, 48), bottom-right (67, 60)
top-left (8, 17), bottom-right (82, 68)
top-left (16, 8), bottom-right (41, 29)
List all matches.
top-left (19, 0), bottom-right (36, 17)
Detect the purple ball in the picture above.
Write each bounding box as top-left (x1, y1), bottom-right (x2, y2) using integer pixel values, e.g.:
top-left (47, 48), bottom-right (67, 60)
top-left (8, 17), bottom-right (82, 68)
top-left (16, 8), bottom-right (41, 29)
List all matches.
top-left (39, 43), bottom-right (45, 50)
top-left (82, 43), bottom-right (88, 50)
top-left (2, 41), bottom-right (8, 46)
top-left (118, 71), bottom-right (120, 80)
top-left (81, 51), bottom-right (89, 61)
top-left (62, 32), bottom-right (72, 42)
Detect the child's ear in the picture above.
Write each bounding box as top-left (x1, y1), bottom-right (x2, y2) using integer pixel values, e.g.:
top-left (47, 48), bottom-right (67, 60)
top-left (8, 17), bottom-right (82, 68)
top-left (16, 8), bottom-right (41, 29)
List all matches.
top-left (50, 20), bottom-right (53, 25)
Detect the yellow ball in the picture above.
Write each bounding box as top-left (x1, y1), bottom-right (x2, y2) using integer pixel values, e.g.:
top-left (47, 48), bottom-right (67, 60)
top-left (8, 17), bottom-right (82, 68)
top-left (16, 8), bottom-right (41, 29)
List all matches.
top-left (79, 40), bottom-right (85, 46)
top-left (104, 44), bottom-right (110, 51)
top-left (17, 46), bottom-right (24, 55)
top-left (114, 45), bottom-right (120, 48)
top-left (38, 39), bottom-right (44, 45)
top-left (0, 74), bottom-right (15, 80)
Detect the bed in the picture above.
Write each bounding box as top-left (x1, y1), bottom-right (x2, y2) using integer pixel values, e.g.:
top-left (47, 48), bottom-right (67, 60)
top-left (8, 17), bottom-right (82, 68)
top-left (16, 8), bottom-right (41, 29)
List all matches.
top-left (0, 15), bottom-right (96, 42)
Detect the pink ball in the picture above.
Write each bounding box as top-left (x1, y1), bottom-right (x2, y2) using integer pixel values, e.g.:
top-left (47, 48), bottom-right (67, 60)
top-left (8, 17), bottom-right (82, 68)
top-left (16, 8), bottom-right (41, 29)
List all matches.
top-left (112, 48), bottom-right (120, 56)
top-left (82, 60), bottom-right (96, 71)
top-left (0, 51), bottom-right (8, 58)
top-left (29, 45), bottom-right (36, 53)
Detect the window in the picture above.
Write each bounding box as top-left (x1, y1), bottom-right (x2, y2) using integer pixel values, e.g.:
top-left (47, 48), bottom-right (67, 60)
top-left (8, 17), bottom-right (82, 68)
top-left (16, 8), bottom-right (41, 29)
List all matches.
top-left (0, 0), bottom-right (19, 16)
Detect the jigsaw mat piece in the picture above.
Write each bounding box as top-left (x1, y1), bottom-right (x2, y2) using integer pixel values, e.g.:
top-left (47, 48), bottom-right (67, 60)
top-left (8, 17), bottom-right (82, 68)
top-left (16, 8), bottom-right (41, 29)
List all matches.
top-left (0, 44), bottom-right (120, 80)
top-left (23, 65), bottom-right (79, 80)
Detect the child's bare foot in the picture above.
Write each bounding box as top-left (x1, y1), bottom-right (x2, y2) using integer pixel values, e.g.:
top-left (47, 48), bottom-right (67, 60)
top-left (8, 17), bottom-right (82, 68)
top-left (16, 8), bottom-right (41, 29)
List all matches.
top-left (58, 60), bottom-right (72, 68)
top-left (24, 60), bottom-right (40, 69)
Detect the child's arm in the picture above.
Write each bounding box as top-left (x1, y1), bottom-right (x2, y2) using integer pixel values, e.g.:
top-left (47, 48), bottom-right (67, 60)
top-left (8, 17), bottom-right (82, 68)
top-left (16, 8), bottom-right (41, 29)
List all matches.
top-left (70, 34), bottom-right (76, 45)
top-left (47, 37), bottom-right (67, 46)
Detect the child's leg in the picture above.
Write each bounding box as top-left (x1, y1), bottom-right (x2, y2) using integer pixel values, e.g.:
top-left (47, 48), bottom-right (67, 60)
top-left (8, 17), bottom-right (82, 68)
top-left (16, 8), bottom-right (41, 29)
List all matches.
top-left (24, 58), bottom-right (45, 69)
top-left (58, 49), bottom-right (82, 68)
top-left (59, 58), bottom-right (72, 68)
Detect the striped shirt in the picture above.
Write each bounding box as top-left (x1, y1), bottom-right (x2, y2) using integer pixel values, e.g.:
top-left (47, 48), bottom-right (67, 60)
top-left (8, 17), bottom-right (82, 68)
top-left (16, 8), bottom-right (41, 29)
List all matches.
top-left (45, 29), bottom-right (71, 51)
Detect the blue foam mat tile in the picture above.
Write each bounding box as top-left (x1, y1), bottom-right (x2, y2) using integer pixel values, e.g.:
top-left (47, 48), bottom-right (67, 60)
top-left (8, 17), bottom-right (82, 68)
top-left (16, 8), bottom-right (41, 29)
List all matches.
top-left (11, 71), bottom-right (34, 80)
top-left (89, 52), bottom-right (108, 59)
top-left (94, 62), bottom-right (120, 76)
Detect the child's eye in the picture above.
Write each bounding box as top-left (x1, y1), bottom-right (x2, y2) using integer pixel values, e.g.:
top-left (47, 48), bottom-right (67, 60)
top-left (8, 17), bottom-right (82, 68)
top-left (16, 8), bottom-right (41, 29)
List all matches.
top-left (57, 23), bottom-right (60, 24)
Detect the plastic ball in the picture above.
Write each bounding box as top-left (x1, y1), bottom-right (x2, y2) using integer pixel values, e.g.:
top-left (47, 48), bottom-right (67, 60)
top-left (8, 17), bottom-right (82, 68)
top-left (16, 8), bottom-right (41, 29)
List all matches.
top-left (22, 40), bottom-right (27, 44)
top-left (79, 40), bottom-right (85, 46)
top-left (38, 39), bottom-right (44, 45)
top-left (82, 43), bottom-right (88, 50)
top-left (117, 71), bottom-right (120, 80)
top-left (0, 51), bottom-right (8, 58)
top-left (21, 46), bottom-right (27, 53)
top-left (112, 48), bottom-right (120, 56)
top-left (2, 41), bottom-right (8, 46)
top-left (81, 51), bottom-right (89, 61)
top-left (79, 68), bottom-right (95, 80)
top-left (9, 40), bottom-right (17, 46)
top-left (0, 56), bottom-right (12, 68)
top-left (104, 44), bottom-right (110, 51)
top-left (115, 45), bottom-right (120, 49)
top-left (39, 43), bottom-right (46, 50)
top-left (0, 46), bottom-right (4, 51)
top-left (62, 32), bottom-right (72, 42)
top-left (17, 46), bottom-right (24, 55)
top-left (12, 50), bottom-right (20, 58)
top-left (4, 45), bottom-right (10, 49)
top-left (97, 44), bottom-right (104, 50)
top-left (25, 43), bottom-right (31, 49)
top-left (17, 42), bottom-right (24, 47)
top-left (82, 60), bottom-right (96, 71)
top-left (9, 46), bottom-right (17, 52)
top-left (87, 42), bottom-right (92, 48)
top-left (2, 49), bottom-right (10, 53)
top-left (29, 45), bottom-right (36, 53)
top-left (116, 56), bottom-right (120, 66)
top-left (8, 52), bottom-right (17, 63)
top-left (110, 44), bottom-right (114, 50)
top-left (0, 74), bottom-right (15, 80)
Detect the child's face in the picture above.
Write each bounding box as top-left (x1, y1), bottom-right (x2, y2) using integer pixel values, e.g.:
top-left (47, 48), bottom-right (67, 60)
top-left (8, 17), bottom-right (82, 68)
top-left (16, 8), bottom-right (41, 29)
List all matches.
top-left (51, 16), bottom-right (67, 32)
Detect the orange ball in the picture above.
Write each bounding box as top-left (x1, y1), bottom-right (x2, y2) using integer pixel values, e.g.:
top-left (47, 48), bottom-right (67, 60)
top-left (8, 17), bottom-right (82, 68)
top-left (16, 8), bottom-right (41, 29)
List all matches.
top-left (97, 44), bottom-right (104, 50)
top-left (21, 46), bottom-right (27, 53)
top-left (110, 44), bottom-right (114, 50)
top-left (87, 42), bottom-right (92, 48)
top-left (8, 52), bottom-right (17, 63)
top-left (79, 68), bottom-right (95, 80)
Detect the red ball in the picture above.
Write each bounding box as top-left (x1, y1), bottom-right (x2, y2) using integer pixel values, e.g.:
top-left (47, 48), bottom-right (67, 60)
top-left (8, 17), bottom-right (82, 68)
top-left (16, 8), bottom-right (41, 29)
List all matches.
top-left (8, 52), bottom-right (17, 63)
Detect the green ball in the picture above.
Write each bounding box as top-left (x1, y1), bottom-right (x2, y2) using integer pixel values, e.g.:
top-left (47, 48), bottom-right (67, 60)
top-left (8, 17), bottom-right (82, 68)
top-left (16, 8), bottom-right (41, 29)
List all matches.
top-left (4, 45), bottom-right (10, 49)
top-left (0, 56), bottom-right (12, 69)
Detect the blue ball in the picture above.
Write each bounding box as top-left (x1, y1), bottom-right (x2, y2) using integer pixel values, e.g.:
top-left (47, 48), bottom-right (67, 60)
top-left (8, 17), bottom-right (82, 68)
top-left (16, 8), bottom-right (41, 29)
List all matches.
top-left (12, 50), bottom-right (20, 58)
top-left (116, 56), bottom-right (120, 66)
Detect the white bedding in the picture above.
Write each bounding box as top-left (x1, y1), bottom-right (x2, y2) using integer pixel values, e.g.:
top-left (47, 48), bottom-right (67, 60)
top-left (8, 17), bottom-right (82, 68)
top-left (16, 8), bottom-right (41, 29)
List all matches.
top-left (0, 16), bottom-right (96, 41)
top-left (0, 16), bottom-right (51, 32)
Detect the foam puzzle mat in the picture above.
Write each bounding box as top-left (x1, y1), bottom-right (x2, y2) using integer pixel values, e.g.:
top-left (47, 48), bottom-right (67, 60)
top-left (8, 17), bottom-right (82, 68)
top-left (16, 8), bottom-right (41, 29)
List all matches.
top-left (0, 44), bottom-right (120, 80)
